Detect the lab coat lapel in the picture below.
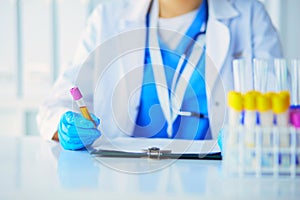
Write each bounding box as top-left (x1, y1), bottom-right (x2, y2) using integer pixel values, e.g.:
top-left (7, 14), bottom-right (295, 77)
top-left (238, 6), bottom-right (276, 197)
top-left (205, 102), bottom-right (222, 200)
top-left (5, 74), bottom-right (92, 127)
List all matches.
top-left (206, 0), bottom-right (239, 95)
top-left (113, 1), bottom-right (149, 135)
top-left (205, 0), bottom-right (239, 138)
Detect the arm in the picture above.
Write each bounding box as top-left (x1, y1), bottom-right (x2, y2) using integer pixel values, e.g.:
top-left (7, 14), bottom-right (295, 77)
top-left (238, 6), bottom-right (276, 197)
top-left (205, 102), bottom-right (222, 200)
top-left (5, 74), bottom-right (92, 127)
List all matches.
top-left (36, 6), bottom-right (103, 141)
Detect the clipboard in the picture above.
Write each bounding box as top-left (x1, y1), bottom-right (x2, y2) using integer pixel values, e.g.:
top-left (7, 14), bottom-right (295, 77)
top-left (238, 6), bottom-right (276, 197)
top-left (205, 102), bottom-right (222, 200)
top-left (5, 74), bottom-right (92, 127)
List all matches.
top-left (90, 137), bottom-right (222, 160)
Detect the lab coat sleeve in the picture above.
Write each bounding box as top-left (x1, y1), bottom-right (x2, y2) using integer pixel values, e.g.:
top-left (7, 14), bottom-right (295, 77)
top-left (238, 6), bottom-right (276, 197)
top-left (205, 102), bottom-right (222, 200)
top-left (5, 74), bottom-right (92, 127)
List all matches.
top-left (36, 6), bottom-right (104, 140)
top-left (251, 1), bottom-right (283, 58)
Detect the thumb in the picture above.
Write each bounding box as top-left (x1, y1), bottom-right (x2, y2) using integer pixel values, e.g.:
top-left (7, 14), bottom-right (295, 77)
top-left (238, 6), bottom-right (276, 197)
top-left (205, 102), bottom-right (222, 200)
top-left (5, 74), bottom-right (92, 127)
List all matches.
top-left (90, 113), bottom-right (100, 127)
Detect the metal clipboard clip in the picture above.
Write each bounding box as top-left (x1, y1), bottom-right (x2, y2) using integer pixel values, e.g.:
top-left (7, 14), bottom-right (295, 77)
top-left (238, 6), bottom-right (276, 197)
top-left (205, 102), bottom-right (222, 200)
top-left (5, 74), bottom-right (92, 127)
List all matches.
top-left (142, 147), bottom-right (172, 159)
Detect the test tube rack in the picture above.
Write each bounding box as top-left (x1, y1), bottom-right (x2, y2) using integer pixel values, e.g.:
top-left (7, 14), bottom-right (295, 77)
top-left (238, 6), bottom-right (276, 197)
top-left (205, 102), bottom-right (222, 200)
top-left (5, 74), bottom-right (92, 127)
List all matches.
top-left (223, 125), bottom-right (300, 177)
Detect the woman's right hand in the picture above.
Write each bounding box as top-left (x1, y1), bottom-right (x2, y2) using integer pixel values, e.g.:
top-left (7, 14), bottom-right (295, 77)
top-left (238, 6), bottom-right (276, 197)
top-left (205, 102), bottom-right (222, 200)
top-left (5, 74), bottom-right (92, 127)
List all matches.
top-left (58, 111), bottom-right (101, 150)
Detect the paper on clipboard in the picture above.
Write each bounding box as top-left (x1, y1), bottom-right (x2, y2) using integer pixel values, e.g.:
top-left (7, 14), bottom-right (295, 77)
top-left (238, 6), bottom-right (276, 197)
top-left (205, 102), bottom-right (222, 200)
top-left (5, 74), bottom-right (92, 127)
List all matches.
top-left (92, 137), bottom-right (220, 155)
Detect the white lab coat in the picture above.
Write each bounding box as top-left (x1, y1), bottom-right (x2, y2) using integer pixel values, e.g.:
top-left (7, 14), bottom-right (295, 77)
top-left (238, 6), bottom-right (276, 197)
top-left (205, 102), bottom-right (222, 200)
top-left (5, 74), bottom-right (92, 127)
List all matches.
top-left (37, 0), bottom-right (282, 140)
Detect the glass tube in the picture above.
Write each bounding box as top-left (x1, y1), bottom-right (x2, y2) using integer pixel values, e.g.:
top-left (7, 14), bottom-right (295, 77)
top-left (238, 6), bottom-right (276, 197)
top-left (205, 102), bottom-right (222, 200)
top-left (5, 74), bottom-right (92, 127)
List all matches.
top-left (274, 58), bottom-right (288, 92)
top-left (290, 59), bottom-right (300, 106)
top-left (233, 59), bottom-right (247, 93)
top-left (253, 58), bottom-right (269, 93)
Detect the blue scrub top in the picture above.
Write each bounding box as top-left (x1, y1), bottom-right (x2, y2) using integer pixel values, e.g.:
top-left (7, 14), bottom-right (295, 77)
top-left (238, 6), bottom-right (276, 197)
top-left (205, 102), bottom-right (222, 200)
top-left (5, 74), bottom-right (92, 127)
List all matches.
top-left (133, 0), bottom-right (210, 140)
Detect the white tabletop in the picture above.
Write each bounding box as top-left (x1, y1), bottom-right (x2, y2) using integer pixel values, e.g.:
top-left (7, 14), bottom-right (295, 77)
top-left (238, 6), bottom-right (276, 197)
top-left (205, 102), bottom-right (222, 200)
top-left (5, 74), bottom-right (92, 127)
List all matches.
top-left (0, 136), bottom-right (299, 200)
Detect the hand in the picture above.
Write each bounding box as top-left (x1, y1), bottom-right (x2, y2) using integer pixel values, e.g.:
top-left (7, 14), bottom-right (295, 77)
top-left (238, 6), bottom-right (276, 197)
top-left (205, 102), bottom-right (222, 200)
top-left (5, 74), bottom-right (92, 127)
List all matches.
top-left (58, 111), bottom-right (101, 150)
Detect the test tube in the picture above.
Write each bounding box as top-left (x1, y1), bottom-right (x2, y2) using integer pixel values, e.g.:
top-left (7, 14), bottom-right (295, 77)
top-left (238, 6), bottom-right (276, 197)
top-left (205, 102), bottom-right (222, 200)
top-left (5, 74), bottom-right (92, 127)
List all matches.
top-left (244, 91), bottom-right (259, 147)
top-left (272, 91), bottom-right (290, 167)
top-left (233, 59), bottom-right (247, 93)
top-left (257, 94), bottom-right (273, 145)
top-left (289, 59), bottom-right (300, 129)
top-left (253, 59), bottom-right (269, 93)
top-left (227, 91), bottom-right (243, 145)
top-left (274, 92), bottom-right (290, 137)
top-left (257, 93), bottom-right (273, 167)
top-left (243, 91), bottom-right (259, 171)
top-left (70, 87), bottom-right (96, 127)
top-left (274, 59), bottom-right (288, 92)
top-left (290, 59), bottom-right (300, 106)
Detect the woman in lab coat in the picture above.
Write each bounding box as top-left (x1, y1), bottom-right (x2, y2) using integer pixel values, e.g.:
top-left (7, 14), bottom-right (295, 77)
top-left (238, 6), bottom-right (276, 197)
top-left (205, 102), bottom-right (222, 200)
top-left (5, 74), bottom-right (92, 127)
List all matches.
top-left (37, 0), bottom-right (282, 150)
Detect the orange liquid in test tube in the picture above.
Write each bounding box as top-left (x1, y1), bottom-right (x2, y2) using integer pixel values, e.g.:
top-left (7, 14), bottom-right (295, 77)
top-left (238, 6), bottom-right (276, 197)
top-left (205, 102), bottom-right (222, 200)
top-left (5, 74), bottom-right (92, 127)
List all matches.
top-left (80, 106), bottom-right (94, 122)
top-left (70, 87), bottom-right (97, 127)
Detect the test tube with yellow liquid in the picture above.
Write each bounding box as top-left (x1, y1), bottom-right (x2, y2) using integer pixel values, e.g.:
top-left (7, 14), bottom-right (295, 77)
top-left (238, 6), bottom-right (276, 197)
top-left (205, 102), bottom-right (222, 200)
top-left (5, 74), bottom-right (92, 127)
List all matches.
top-left (70, 87), bottom-right (97, 127)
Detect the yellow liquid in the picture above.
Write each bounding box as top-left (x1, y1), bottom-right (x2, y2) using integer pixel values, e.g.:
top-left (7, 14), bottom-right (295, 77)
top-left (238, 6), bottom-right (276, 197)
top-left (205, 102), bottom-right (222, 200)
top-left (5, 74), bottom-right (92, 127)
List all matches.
top-left (80, 106), bottom-right (96, 127)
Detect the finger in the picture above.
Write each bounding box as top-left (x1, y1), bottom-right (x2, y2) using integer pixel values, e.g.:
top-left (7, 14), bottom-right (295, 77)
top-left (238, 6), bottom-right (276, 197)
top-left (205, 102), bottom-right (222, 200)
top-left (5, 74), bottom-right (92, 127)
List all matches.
top-left (76, 128), bottom-right (101, 141)
top-left (59, 128), bottom-right (99, 149)
top-left (62, 122), bottom-right (101, 138)
top-left (90, 113), bottom-right (101, 126)
top-left (59, 137), bottom-right (85, 150)
top-left (58, 129), bottom-right (84, 150)
top-left (62, 111), bottom-right (95, 129)
top-left (58, 123), bottom-right (96, 150)
top-left (59, 120), bottom-right (101, 146)
top-left (58, 122), bottom-right (84, 144)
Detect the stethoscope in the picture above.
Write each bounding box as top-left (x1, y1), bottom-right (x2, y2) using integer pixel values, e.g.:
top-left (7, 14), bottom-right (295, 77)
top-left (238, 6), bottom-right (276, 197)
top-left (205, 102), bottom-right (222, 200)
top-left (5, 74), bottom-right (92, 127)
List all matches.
top-left (146, 0), bottom-right (208, 138)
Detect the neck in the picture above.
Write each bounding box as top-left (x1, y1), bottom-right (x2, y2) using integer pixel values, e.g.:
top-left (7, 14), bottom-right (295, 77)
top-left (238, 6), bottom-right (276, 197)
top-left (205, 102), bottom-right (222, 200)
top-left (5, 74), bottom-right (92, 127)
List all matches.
top-left (158, 0), bottom-right (203, 18)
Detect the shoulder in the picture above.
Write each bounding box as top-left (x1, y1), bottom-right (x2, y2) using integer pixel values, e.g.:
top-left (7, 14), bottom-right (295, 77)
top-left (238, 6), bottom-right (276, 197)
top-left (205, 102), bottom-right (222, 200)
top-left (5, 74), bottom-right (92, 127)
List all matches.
top-left (86, 0), bottom-right (128, 24)
top-left (231, 0), bottom-right (266, 13)
top-left (89, 0), bottom-right (149, 22)
top-left (233, 0), bottom-right (272, 25)
top-left (222, 0), bottom-right (269, 25)
top-left (231, 0), bottom-right (264, 7)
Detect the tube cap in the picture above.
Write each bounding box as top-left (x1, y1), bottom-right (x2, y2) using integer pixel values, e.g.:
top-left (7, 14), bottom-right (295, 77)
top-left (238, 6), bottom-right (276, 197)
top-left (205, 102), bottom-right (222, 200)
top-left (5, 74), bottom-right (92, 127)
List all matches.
top-left (70, 87), bottom-right (83, 100)
top-left (256, 94), bottom-right (271, 112)
top-left (228, 91), bottom-right (243, 111)
top-left (244, 91), bottom-right (259, 111)
top-left (248, 90), bottom-right (261, 96)
top-left (272, 92), bottom-right (290, 114)
top-left (265, 92), bottom-right (276, 99)
top-left (279, 91), bottom-right (290, 106)
top-left (291, 110), bottom-right (300, 128)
